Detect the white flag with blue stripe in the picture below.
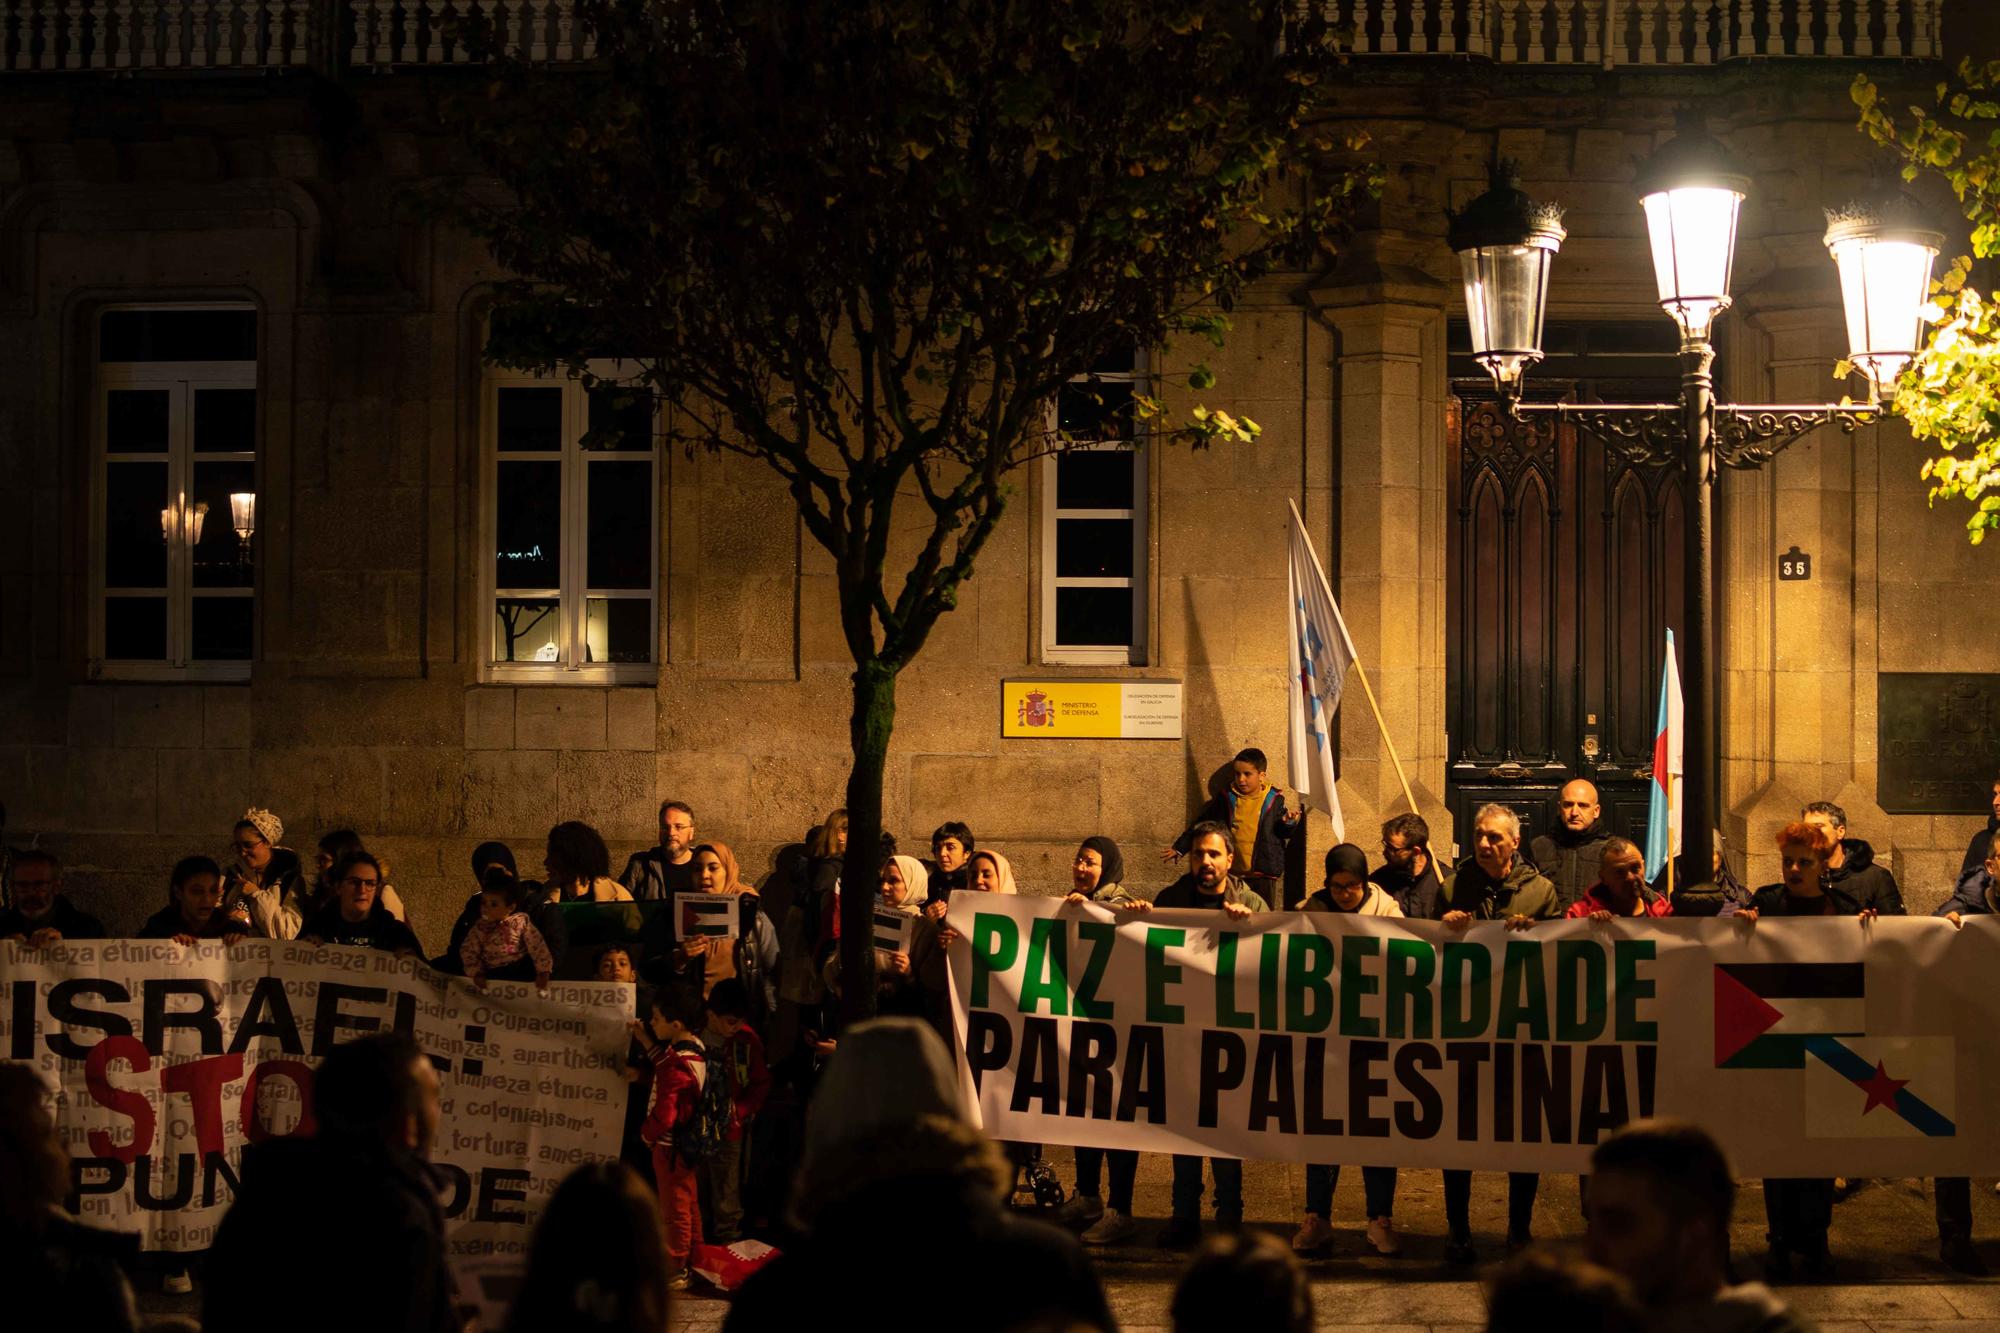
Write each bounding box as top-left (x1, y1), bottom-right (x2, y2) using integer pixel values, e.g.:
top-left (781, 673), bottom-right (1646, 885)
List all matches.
top-left (1286, 500), bottom-right (1353, 842)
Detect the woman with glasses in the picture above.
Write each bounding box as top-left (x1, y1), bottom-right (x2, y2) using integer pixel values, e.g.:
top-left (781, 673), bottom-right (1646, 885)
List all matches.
top-left (225, 807), bottom-right (310, 939)
top-left (307, 830), bottom-right (407, 925)
top-left (299, 852), bottom-right (424, 957)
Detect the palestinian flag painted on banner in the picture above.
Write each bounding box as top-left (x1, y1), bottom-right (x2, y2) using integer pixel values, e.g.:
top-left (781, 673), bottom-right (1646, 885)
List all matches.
top-left (1715, 962), bottom-right (1956, 1138)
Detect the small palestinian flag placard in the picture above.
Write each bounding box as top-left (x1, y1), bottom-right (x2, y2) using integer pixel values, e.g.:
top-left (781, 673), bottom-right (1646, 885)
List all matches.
top-left (674, 893), bottom-right (738, 942)
top-left (872, 907), bottom-right (914, 956)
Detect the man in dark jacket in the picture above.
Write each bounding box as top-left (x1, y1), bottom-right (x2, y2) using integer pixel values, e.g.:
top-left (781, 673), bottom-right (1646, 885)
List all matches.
top-left (1801, 802), bottom-right (1905, 915)
top-left (1130, 821), bottom-right (1267, 1247)
top-left (619, 798), bottom-right (698, 900)
top-left (0, 849), bottom-right (106, 945)
top-left (1439, 803), bottom-right (1557, 1263)
top-left (1371, 812), bottom-right (1442, 919)
top-left (1958, 775), bottom-right (2000, 880)
top-left (205, 1033), bottom-right (458, 1333)
top-left (1527, 779), bottom-right (1613, 912)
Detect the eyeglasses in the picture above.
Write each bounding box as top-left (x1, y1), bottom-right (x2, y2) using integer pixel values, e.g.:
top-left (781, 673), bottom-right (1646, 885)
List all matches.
top-left (231, 840), bottom-right (264, 852)
top-left (340, 877), bottom-right (380, 891)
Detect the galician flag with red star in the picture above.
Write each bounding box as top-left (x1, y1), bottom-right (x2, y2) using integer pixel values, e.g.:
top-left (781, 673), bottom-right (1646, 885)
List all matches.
top-left (1286, 500), bottom-right (1355, 842)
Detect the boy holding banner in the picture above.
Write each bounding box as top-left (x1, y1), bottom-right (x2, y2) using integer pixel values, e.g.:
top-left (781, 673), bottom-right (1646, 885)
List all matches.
top-left (1126, 821), bottom-right (1268, 1247)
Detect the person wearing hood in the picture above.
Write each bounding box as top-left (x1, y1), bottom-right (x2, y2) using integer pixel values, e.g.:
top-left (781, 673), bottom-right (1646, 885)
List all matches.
top-left (1293, 843), bottom-right (1403, 1257)
top-left (1958, 773), bottom-right (2000, 880)
top-left (1124, 822), bottom-right (1268, 1247)
top-left (724, 1018), bottom-right (1111, 1333)
top-left (647, 841), bottom-right (778, 1024)
top-left (1801, 801), bottom-right (1905, 915)
top-left (204, 1034), bottom-right (457, 1333)
top-left (0, 849), bottom-right (106, 945)
top-left (1051, 837), bottom-right (1142, 1242)
top-left (1933, 839), bottom-right (2000, 1275)
top-left (226, 807), bottom-right (311, 939)
top-left (823, 854), bottom-right (946, 1032)
top-left (1587, 1120), bottom-right (1812, 1333)
top-left (1564, 839), bottom-right (1672, 921)
top-left (1738, 822), bottom-right (1844, 1278)
top-left (1372, 812), bottom-right (1442, 919)
top-left (1528, 780), bottom-right (1614, 912)
top-left (1439, 804), bottom-right (1554, 1264)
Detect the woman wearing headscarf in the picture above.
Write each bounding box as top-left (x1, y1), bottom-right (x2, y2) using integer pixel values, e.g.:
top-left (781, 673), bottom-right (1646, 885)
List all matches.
top-left (225, 807), bottom-right (309, 939)
top-left (724, 1019), bottom-right (1111, 1333)
top-left (1052, 836), bottom-right (1142, 1241)
top-left (645, 841), bottom-right (778, 1027)
top-left (864, 855), bottom-right (951, 1036)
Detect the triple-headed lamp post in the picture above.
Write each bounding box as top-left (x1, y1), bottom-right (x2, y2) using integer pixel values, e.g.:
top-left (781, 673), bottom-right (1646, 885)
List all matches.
top-left (1448, 111), bottom-right (1943, 887)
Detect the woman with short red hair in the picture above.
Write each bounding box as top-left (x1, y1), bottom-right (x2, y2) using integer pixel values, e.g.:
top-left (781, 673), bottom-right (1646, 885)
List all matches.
top-left (1738, 820), bottom-right (1843, 1279)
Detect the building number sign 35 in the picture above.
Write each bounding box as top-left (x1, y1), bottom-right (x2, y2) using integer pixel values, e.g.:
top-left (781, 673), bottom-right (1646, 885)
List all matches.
top-left (1779, 546), bottom-right (1811, 581)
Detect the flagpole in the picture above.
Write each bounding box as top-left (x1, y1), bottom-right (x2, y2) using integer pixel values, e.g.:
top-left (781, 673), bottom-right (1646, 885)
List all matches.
top-left (1664, 771), bottom-right (1676, 899)
top-left (1288, 500), bottom-right (1419, 817)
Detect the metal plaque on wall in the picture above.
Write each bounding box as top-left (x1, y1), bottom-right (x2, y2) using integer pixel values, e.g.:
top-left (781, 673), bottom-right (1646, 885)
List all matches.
top-left (1879, 673), bottom-right (2000, 814)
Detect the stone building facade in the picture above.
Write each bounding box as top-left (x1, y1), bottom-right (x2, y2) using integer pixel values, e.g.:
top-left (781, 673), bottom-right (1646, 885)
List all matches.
top-left (1, 0), bottom-right (1993, 948)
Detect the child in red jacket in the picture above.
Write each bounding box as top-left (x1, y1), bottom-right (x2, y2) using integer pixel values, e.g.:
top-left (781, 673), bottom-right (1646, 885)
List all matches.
top-left (633, 988), bottom-right (708, 1289)
top-left (700, 979), bottom-right (771, 1242)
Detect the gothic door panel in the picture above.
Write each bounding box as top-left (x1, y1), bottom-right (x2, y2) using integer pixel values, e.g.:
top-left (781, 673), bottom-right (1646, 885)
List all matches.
top-left (1443, 324), bottom-right (1687, 863)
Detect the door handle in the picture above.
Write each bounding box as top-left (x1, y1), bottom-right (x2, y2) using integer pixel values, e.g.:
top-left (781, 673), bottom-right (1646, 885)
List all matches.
top-left (1485, 761), bottom-right (1532, 781)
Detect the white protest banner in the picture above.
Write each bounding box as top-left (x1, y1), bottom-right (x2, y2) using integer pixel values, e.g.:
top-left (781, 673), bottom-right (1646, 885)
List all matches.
top-left (675, 892), bottom-right (739, 942)
top-left (946, 896), bottom-right (2000, 1176)
top-left (0, 939), bottom-right (631, 1259)
top-left (873, 907), bottom-right (915, 955)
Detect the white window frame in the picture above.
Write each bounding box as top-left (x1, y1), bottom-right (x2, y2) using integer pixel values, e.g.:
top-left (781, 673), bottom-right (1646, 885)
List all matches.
top-left (1039, 354), bottom-right (1150, 667)
top-left (89, 303), bottom-right (257, 683)
top-left (479, 358), bottom-right (660, 684)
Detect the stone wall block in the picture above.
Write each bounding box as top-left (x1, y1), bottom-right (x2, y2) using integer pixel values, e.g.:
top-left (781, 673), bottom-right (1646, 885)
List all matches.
top-left (515, 689), bottom-right (607, 751)
top-left (554, 749), bottom-right (656, 838)
top-left (64, 748), bottom-right (158, 834)
top-left (203, 687), bottom-right (252, 749)
top-left (113, 687), bottom-right (205, 750)
top-left (383, 749), bottom-right (468, 836)
top-left (464, 688), bottom-right (516, 750)
top-left (156, 748), bottom-right (254, 841)
top-left (461, 750), bottom-right (558, 840)
top-left (606, 689), bottom-right (658, 752)
top-left (907, 754), bottom-right (1099, 843)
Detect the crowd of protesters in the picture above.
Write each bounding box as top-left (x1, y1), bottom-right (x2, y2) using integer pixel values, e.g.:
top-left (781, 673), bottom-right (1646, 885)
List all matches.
top-left (1, 746), bottom-right (1997, 1330)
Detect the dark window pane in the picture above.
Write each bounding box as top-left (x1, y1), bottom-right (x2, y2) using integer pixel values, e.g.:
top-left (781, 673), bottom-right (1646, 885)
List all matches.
top-left (194, 389), bottom-right (257, 453)
top-left (100, 309), bottom-right (256, 362)
top-left (586, 386), bottom-right (654, 451)
top-left (586, 459), bottom-right (652, 590)
top-left (1057, 379), bottom-right (1134, 442)
top-left (495, 598), bottom-right (560, 663)
top-left (105, 463), bottom-right (167, 588)
top-left (105, 390), bottom-right (170, 454)
top-left (1055, 450), bottom-right (1135, 510)
top-left (192, 463), bottom-right (256, 588)
top-left (1055, 586), bottom-right (1134, 647)
top-left (497, 387), bottom-right (564, 452)
top-left (495, 461), bottom-right (561, 588)
top-left (1055, 518), bottom-right (1134, 578)
top-left (587, 598), bottom-right (651, 664)
top-left (104, 596), bottom-right (166, 660)
top-left (192, 597), bottom-right (254, 661)
top-left (1089, 345), bottom-right (1138, 374)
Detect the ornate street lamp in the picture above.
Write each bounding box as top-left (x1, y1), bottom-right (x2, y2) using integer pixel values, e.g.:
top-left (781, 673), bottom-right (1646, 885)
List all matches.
top-left (230, 491), bottom-right (257, 565)
top-left (1633, 112), bottom-right (1750, 346)
top-left (1448, 161), bottom-right (1566, 401)
top-left (1448, 110), bottom-right (1942, 890)
top-left (1823, 192), bottom-right (1944, 399)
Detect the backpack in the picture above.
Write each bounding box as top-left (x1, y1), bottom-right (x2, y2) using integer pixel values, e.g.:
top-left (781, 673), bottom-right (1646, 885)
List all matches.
top-left (677, 1040), bottom-right (734, 1168)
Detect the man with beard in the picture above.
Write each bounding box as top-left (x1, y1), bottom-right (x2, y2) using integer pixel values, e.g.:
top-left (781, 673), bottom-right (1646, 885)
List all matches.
top-left (1123, 821), bottom-right (1267, 1248)
top-left (0, 850), bottom-right (106, 945)
top-left (1528, 779), bottom-right (1612, 912)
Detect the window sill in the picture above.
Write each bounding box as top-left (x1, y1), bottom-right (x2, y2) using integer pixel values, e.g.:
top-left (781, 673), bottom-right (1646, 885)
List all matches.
top-left (480, 662), bottom-right (658, 687)
top-left (88, 661), bottom-right (252, 683)
top-left (1040, 647), bottom-right (1147, 668)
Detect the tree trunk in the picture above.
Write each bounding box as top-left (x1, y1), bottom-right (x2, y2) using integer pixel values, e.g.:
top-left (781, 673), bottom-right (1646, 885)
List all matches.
top-left (836, 657), bottom-right (897, 1028)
